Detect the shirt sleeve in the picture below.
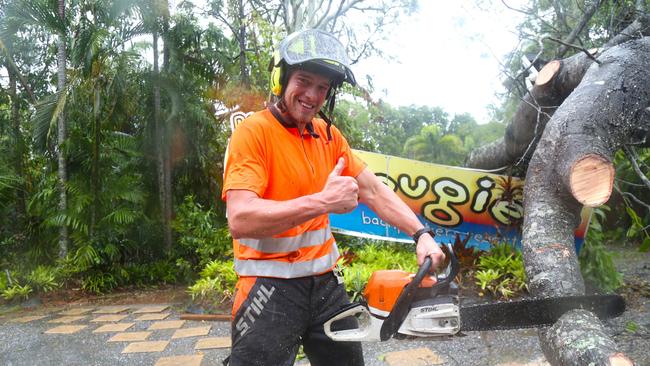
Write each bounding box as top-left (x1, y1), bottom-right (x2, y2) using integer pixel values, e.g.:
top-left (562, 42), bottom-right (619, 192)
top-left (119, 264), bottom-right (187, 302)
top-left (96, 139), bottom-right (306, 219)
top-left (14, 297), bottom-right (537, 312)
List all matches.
top-left (221, 122), bottom-right (268, 201)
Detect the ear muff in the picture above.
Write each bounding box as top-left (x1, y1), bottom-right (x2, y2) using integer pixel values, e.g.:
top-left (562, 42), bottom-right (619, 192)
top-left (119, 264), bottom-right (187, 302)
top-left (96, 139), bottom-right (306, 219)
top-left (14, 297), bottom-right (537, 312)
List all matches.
top-left (269, 51), bottom-right (284, 97)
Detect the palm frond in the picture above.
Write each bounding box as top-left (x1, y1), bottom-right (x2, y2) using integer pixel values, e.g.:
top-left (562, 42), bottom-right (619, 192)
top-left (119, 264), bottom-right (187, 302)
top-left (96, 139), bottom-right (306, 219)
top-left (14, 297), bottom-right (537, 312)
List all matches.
top-left (32, 90), bottom-right (67, 151)
top-left (102, 208), bottom-right (138, 225)
top-left (3, 0), bottom-right (67, 35)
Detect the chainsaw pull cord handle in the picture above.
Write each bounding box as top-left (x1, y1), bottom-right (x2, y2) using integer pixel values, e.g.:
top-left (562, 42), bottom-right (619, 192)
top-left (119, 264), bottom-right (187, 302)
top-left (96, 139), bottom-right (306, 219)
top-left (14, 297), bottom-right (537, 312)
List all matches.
top-left (378, 242), bottom-right (459, 341)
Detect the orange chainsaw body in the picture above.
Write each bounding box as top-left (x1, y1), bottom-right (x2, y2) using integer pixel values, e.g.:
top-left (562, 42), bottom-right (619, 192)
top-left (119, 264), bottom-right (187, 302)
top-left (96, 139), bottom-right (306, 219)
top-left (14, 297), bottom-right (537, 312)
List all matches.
top-left (363, 269), bottom-right (437, 313)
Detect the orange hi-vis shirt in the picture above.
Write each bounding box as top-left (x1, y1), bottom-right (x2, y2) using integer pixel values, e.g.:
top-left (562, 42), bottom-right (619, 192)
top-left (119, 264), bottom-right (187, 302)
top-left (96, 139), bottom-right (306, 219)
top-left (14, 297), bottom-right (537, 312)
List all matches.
top-left (222, 108), bottom-right (366, 278)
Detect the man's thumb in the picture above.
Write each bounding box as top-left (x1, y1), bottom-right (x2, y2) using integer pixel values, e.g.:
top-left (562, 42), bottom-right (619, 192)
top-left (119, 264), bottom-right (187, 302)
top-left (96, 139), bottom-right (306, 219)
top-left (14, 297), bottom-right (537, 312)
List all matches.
top-left (330, 157), bottom-right (345, 177)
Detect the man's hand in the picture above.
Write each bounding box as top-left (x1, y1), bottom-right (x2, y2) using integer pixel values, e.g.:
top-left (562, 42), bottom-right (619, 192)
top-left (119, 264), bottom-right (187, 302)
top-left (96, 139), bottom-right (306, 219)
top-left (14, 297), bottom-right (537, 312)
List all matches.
top-left (415, 233), bottom-right (445, 272)
top-left (319, 157), bottom-right (359, 214)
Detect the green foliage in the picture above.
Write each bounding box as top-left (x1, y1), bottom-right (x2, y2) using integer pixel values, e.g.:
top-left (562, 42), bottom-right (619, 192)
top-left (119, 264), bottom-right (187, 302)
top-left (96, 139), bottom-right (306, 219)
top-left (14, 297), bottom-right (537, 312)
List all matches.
top-left (579, 206), bottom-right (624, 293)
top-left (474, 242), bottom-right (527, 299)
top-left (1, 283), bottom-right (33, 302)
top-left (187, 259), bottom-right (237, 303)
top-left (81, 271), bottom-right (118, 295)
top-left (26, 265), bottom-right (61, 293)
top-left (338, 243), bottom-right (417, 301)
top-left (173, 195), bottom-right (232, 268)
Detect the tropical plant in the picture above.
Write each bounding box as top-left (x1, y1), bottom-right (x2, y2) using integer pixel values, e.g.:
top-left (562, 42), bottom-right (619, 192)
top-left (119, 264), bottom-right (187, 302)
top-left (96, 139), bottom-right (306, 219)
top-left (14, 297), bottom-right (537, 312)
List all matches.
top-left (187, 259), bottom-right (237, 304)
top-left (1, 283), bottom-right (33, 302)
top-left (474, 241), bottom-right (528, 299)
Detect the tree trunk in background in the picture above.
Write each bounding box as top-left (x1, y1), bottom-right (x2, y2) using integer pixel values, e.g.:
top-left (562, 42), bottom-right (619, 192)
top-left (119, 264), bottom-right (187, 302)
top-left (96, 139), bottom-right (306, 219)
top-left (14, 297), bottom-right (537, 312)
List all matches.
top-left (8, 64), bottom-right (26, 232)
top-left (238, 0), bottom-right (249, 87)
top-left (90, 84), bottom-right (101, 241)
top-left (522, 37), bottom-right (649, 366)
top-left (57, 0), bottom-right (69, 258)
top-left (153, 30), bottom-right (171, 254)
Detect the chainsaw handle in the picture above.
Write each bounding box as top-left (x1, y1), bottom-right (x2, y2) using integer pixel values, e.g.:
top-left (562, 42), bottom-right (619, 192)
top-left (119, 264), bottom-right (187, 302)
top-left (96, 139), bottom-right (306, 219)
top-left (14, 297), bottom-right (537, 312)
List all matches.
top-left (379, 242), bottom-right (459, 341)
top-left (323, 303), bottom-right (383, 342)
top-left (431, 242), bottom-right (460, 289)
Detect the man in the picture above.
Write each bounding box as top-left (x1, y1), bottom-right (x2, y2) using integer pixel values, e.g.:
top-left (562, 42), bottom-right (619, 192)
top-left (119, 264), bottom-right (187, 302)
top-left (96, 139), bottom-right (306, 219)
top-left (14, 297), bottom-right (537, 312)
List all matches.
top-left (222, 29), bottom-right (444, 366)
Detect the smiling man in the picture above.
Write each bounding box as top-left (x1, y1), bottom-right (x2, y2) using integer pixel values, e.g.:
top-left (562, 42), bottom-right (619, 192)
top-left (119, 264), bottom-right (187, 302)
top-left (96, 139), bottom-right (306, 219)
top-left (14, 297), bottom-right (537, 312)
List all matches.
top-left (222, 29), bottom-right (444, 366)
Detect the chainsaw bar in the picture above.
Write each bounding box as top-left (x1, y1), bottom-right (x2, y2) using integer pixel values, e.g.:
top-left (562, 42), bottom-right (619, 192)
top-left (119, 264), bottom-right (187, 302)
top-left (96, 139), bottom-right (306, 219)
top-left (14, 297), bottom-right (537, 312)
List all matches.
top-left (459, 294), bottom-right (626, 332)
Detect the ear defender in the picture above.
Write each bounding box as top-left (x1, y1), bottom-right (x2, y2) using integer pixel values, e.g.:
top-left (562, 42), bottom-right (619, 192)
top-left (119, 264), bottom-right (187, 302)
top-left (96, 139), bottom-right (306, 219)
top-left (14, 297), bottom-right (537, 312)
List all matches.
top-left (269, 51), bottom-right (284, 97)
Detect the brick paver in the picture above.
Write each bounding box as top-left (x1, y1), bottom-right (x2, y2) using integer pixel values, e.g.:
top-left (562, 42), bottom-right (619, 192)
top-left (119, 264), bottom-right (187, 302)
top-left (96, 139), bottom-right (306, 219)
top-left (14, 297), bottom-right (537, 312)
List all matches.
top-left (91, 314), bottom-right (128, 322)
top-left (11, 315), bottom-right (48, 323)
top-left (107, 331), bottom-right (152, 342)
top-left (195, 337), bottom-right (231, 350)
top-left (135, 313), bottom-right (170, 321)
top-left (93, 306), bottom-right (130, 314)
top-left (154, 354), bottom-right (204, 366)
top-left (121, 340), bottom-right (169, 353)
top-left (133, 305), bottom-right (169, 313)
top-left (148, 320), bottom-right (185, 330)
top-left (384, 347), bottom-right (444, 366)
top-left (93, 322), bottom-right (135, 333)
top-left (44, 325), bottom-right (87, 334)
top-left (59, 308), bottom-right (95, 316)
top-left (48, 316), bottom-right (87, 323)
top-left (171, 325), bottom-right (211, 339)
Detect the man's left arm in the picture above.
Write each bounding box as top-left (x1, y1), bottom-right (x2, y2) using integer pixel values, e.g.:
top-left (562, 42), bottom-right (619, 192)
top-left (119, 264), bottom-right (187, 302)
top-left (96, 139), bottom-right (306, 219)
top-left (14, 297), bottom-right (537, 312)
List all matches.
top-left (356, 167), bottom-right (445, 269)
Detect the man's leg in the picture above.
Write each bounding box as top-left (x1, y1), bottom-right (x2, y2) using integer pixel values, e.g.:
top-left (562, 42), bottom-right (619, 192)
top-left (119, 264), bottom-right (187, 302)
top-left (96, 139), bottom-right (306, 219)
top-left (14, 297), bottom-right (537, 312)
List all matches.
top-left (302, 272), bottom-right (364, 366)
top-left (228, 276), bottom-right (310, 366)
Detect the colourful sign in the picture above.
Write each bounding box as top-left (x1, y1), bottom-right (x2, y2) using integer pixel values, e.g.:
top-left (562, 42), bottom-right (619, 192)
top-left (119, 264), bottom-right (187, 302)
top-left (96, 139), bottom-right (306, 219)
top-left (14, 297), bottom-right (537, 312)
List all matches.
top-left (330, 150), bottom-right (590, 251)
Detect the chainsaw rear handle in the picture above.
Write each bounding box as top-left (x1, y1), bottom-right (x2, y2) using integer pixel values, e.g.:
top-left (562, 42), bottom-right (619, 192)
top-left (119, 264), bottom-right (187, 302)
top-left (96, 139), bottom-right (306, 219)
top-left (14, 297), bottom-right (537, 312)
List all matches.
top-left (378, 242), bottom-right (459, 340)
top-left (323, 302), bottom-right (384, 342)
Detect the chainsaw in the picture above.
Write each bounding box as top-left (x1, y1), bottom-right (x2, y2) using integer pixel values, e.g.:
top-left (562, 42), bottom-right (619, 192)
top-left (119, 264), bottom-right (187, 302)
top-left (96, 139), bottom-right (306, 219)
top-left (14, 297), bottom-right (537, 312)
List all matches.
top-left (324, 243), bottom-right (626, 342)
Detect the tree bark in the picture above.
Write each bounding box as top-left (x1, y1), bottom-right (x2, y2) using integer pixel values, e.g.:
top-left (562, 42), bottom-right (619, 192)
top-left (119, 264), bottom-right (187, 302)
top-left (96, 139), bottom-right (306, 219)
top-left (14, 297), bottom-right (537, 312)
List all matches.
top-left (238, 0), bottom-right (249, 87)
top-left (57, 0), bottom-right (69, 258)
top-left (523, 37), bottom-right (649, 365)
top-left (466, 14), bottom-right (650, 170)
top-left (8, 62), bottom-right (26, 231)
top-left (153, 30), bottom-right (172, 254)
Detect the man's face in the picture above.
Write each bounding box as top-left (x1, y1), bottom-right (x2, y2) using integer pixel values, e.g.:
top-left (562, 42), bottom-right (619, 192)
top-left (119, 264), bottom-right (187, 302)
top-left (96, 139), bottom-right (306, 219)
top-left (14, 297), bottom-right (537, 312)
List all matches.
top-left (283, 69), bottom-right (331, 126)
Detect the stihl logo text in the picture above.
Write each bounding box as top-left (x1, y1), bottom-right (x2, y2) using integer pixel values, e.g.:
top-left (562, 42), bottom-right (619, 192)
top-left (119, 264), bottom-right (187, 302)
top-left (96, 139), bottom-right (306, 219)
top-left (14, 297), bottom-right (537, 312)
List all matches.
top-left (236, 284), bottom-right (276, 337)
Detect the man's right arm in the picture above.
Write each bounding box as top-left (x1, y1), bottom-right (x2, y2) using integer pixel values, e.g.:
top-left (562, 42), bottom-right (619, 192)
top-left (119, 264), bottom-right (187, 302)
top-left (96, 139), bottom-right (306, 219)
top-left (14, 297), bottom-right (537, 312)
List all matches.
top-left (227, 157), bottom-right (358, 239)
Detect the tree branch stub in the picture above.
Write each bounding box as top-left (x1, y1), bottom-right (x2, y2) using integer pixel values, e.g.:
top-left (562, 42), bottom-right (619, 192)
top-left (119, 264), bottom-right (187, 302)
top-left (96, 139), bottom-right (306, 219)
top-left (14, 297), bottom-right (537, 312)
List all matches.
top-left (569, 153), bottom-right (614, 207)
top-left (535, 60), bottom-right (561, 86)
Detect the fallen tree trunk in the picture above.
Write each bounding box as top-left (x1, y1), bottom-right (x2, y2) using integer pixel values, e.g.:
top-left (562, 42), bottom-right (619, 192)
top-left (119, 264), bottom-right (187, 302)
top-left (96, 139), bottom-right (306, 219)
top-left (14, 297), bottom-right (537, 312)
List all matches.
top-left (523, 37), bottom-right (650, 365)
top-left (466, 15), bottom-right (650, 170)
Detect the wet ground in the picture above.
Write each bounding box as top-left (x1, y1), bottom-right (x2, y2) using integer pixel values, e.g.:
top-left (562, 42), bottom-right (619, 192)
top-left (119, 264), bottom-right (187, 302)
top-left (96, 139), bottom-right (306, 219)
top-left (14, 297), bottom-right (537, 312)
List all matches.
top-left (0, 244), bottom-right (647, 366)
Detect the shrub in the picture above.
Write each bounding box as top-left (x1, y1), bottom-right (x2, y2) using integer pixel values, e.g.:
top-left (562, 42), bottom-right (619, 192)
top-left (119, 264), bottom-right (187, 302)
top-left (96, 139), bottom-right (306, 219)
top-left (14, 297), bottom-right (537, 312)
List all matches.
top-left (2, 283), bottom-right (33, 302)
top-left (474, 241), bottom-right (527, 299)
top-left (187, 259), bottom-right (237, 304)
top-left (26, 265), bottom-right (61, 293)
top-left (173, 195), bottom-right (232, 268)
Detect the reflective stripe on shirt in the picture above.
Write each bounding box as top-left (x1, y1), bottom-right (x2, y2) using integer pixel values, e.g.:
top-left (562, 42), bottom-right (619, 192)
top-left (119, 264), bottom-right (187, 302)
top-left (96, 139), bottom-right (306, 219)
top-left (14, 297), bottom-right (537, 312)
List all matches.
top-left (234, 245), bottom-right (340, 278)
top-left (238, 227), bottom-right (332, 253)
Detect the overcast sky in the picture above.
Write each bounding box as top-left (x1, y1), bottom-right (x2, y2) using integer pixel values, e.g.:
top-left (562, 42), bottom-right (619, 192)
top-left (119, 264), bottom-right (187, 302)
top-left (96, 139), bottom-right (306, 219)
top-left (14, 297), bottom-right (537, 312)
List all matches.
top-left (354, 1), bottom-right (527, 124)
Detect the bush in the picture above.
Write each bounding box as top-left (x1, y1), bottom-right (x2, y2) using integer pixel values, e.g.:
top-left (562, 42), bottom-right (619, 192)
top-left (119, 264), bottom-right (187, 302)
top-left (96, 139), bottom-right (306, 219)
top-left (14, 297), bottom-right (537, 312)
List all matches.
top-left (26, 265), bottom-right (61, 293)
top-left (173, 195), bottom-right (232, 268)
top-left (187, 259), bottom-right (237, 304)
top-left (2, 283), bottom-right (33, 302)
top-left (474, 241), bottom-right (527, 299)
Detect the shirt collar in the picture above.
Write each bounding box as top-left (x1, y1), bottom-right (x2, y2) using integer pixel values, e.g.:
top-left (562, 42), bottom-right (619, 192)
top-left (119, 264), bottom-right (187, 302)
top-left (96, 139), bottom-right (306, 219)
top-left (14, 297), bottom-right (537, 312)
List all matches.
top-left (268, 105), bottom-right (320, 139)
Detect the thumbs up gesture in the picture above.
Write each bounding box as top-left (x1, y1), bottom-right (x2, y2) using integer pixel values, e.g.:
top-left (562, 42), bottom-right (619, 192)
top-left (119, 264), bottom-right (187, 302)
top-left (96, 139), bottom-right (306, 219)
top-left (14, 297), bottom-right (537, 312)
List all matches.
top-left (320, 157), bottom-right (359, 214)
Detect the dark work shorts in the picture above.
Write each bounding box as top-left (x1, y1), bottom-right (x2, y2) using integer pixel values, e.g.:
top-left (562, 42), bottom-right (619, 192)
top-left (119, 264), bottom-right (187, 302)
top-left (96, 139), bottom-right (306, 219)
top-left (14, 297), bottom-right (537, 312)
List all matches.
top-left (225, 270), bottom-right (364, 366)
